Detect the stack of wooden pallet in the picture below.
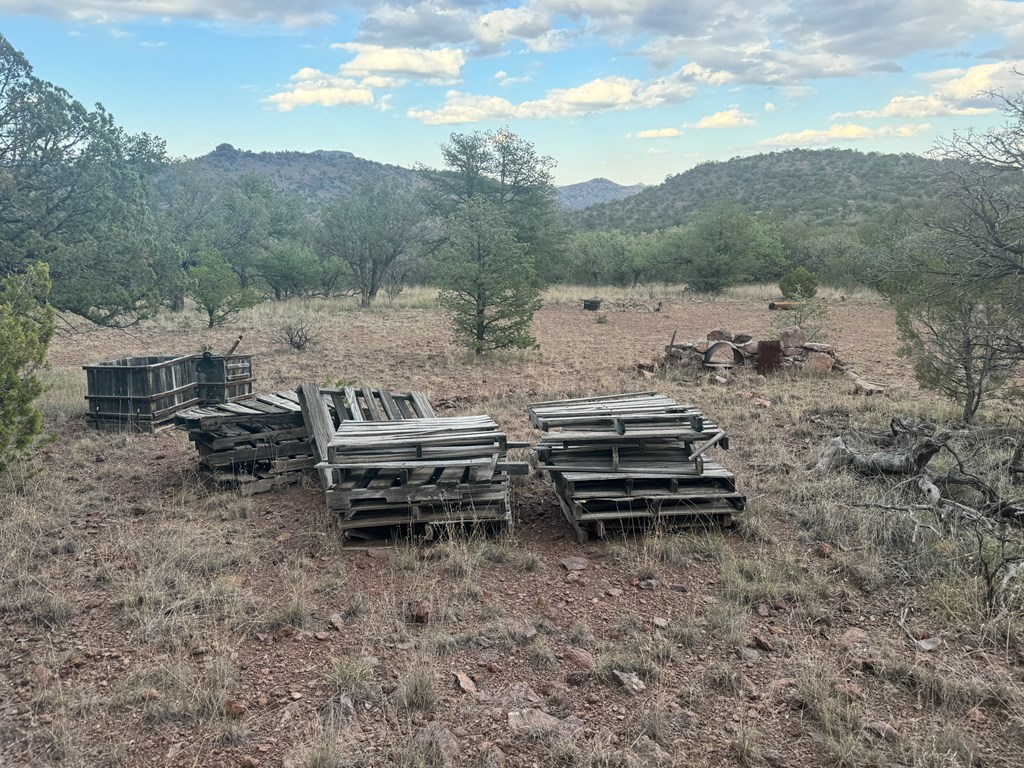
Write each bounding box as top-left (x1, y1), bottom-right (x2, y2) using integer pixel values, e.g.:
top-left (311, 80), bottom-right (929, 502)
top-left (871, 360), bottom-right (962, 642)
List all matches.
top-left (175, 385), bottom-right (435, 496)
top-left (301, 384), bottom-right (516, 539)
top-left (528, 391), bottom-right (745, 541)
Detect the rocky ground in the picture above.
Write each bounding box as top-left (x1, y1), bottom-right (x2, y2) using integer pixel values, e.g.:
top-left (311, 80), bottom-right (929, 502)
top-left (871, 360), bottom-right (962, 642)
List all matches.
top-left (2, 293), bottom-right (1022, 767)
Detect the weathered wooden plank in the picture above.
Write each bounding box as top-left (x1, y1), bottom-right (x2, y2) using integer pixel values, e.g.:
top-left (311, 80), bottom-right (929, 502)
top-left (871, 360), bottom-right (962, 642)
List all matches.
top-left (377, 389), bottom-right (403, 420)
top-left (410, 391), bottom-right (437, 418)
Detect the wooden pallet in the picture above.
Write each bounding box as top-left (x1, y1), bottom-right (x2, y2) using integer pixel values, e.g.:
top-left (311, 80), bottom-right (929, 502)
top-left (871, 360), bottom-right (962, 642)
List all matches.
top-left (303, 394), bottom-right (516, 539)
top-left (323, 418), bottom-right (513, 532)
top-left (528, 393), bottom-right (745, 542)
top-left (178, 385), bottom-right (435, 496)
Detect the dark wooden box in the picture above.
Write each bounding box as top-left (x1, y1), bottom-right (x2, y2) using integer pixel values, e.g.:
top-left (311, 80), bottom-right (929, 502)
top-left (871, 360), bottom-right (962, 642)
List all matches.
top-left (84, 354), bottom-right (198, 431)
top-left (196, 354), bottom-right (255, 404)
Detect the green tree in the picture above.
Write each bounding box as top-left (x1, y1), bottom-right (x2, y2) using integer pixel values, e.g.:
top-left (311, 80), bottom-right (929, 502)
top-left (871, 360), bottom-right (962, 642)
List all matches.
top-left (0, 263), bottom-right (55, 463)
top-left (433, 200), bottom-right (541, 355)
top-left (879, 85), bottom-right (1024, 422)
top-left (559, 230), bottom-right (660, 286)
top-left (257, 242), bottom-right (319, 301)
top-left (0, 34), bottom-right (166, 325)
top-left (779, 267), bottom-right (818, 299)
top-left (425, 128), bottom-right (566, 274)
top-left (884, 231), bottom-right (1024, 423)
top-left (316, 179), bottom-right (424, 306)
top-left (663, 201), bottom-right (785, 293)
top-left (187, 252), bottom-right (262, 328)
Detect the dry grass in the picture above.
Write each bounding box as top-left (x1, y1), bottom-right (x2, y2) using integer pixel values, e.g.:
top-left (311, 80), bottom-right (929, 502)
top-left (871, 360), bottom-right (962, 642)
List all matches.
top-left (6, 288), bottom-right (1024, 767)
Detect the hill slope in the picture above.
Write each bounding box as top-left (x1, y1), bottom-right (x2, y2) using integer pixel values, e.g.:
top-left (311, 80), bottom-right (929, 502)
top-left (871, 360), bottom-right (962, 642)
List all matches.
top-left (558, 177), bottom-right (645, 210)
top-left (574, 148), bottom-right (942, 231)
top-left (175, 143), bottom-right (421, 204)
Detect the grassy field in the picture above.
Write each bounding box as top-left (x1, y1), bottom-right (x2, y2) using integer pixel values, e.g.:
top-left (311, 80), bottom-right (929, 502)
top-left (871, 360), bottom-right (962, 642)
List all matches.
top-left (2, 286), bottom-right (1022, 767)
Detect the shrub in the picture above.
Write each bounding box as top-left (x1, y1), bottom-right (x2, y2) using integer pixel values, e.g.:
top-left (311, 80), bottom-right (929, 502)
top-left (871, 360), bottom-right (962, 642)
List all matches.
top-left (779, 267), bottom-right (818, 299)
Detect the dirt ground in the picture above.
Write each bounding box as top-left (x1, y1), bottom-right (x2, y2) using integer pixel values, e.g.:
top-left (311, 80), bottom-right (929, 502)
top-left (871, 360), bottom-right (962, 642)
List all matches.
top-left (2, 295), bottom-right (1022, 768)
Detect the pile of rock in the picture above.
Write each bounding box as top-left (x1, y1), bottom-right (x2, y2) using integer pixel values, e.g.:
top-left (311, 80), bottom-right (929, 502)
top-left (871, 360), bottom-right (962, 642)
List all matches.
top-left (661, 325), bottom-right (846, 376)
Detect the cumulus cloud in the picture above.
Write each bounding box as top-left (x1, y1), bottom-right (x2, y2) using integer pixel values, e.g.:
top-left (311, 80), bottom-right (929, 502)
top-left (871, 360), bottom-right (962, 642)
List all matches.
top-left (407, 71), bottom-right (698, 124)
top-left (332, 43), bottom-right (465, 84)
top-left (474, 6), bottom-right (552, 49)
top-left (636, 128), bottom-right (681, 138)
top-left (832, 60), bottom-right (1023, 118)
top-left (265, 68), bottom-right (375, 112)
top-left (764, 102), bottom-right (776, 111)
top-left (759, 122), bottom-right (931, 146)
top-left (686, 108), bottom-right (756, 128)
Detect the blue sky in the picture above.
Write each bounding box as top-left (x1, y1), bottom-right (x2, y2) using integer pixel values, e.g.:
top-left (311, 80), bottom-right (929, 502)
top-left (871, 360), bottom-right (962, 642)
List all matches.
top-left (2, 1), bottom-right (1022, 184)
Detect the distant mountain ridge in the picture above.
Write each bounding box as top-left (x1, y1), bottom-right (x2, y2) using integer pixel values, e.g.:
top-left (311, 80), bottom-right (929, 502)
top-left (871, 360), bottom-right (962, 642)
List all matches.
top-left (175, 144), bottom-right (647, 210)
top-left (172, 145), bottom-right (941, 230)
top-left (573, 148), bottom-right (943, 231)
top-left (176, 143), bottom-right (421, 204)
top-left (557, 177), bottom-right (646, 210)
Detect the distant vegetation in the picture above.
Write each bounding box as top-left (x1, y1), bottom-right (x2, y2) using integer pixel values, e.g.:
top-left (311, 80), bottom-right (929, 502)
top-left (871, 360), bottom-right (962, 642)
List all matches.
top-left (557, 178), bottom-right (645, 210)
top-left (175, 143), bottom-right (421, 205)
top-left (5, 27), bottom-right (1024, 430)
top-left (574, 148), bottom-right (942, 231)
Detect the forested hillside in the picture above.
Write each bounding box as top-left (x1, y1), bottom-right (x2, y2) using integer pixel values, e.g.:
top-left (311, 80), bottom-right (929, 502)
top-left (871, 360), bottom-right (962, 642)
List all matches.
top-left (175, 143), bottom-right (421, 205)
top-left (557, 178), bottom-right (645, 210)
top-left (575, 148), bottom-right (942, 231)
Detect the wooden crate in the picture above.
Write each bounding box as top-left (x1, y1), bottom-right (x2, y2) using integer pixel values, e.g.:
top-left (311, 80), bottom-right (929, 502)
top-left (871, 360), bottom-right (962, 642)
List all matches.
top-left (84, 354), bottom-right (198, 432)
top-left (196, 353), bottom-right (255, 404)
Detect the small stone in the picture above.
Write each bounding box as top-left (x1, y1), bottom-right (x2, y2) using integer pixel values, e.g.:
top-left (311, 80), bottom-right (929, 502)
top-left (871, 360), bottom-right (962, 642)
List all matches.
top-left (802, 342), bottom-right (834, 353)
top-left (224, 699), bottom-right (248, 718)
top-left (669, 583), bottom-right (688, 593)
top-left (632, 734), bottom-right (673, 766)
top-left (564, 571), bottom-right (586, 584)
top-left (864, 720), bottom-right (900, 742)
top-left (406, 599), bottom-right (431, 624)
top-left (802, 351), bottom-right (835, 375)
top-left (606, 588), bottom-right (624, 597)
top-left (612, 669), bottom-right (647, 695)
top-left (749, 632), bottom-right (775, 653)
top-left (707, 328), bottom-right (734, 342)
top-left (737, 647), bottom-right (760, 662)
top-left (239, 757), bottom-right (260, 768)
top-left (637, 579), bottom-right (660, 590)
top-left (651, 617), bottom-right (669, 629)
top-left (412, 722), bottom-right (461, 768)
top-left (733, 332), bottom-right (754, 344)
top-left (756, 603), bottom-right (770, 618)
top-left (329, 613), bottom-right (345, 632)
top-left (777, 326), bottom-right (807, 350)
top-left (167, 742), bottom-right (187, 760)
top-left (565, 648), bottom-right (596, 671)
top-left (454, 671), bottom-right (477, 694)
top-left (560, 557), bottom-right (589, 571)
top-left (290, 692), bottom-right (303, 700)
top-left (314, 632), bottom-right (331, 641)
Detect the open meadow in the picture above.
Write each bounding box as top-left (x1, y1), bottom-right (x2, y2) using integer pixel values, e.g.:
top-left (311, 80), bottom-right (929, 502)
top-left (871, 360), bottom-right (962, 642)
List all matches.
top-left (2, 287), bottom-right (1023, 768)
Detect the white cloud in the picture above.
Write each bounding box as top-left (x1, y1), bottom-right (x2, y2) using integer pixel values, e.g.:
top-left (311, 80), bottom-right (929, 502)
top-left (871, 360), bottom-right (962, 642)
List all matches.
top-left (635, 127), bottom-right (680, 138)
top-left (407, 71), bottom-right (698, 124)
top-left (408, 92), bottom-right (519, 124)
top-left (332, 43), bottom-right (465, 84)
top-left (764, 101), bottom-right (776, 112)
top-left (686, 108), bottom-right (755, 128)
top-left (494, 70), bottom-right (533, 87)
top-left (759, 122), bottom-right (931, 146)
top-left (474, 6), bottom-right (552, 48)
top-left (265, 68), bottom-right (375, 112)
top-left (832, 60), bottom-right (1024, 118)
